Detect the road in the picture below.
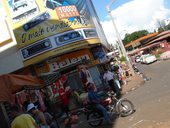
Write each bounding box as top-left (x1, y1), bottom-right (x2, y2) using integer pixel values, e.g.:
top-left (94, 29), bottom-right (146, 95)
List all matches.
top-left (113, 60), bottom-right (170, 128)
top-left (59, 60), bottom-right (170, 128)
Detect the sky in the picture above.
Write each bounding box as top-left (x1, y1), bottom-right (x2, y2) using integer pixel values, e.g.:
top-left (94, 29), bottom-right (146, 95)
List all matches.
top-left (92, 0), bottom-right (170, 45)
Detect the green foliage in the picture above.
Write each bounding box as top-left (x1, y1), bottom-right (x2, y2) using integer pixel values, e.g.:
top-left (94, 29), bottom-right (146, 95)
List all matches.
top-left (158, 27), bottom-right (164, 33)
top-left (120, 56), bottom-right (126, 62)
top-left (123, 30), bottom-right (149, 45)
top-left (165, 22), bottom-right (170, 30)
top-left (155, 54), bottom-right (160, 59)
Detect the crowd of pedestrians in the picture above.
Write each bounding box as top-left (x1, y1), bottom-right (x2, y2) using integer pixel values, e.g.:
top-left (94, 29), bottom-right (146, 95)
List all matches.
top-left (10, 102), bottom-right (58, 128)
top-left (62, 61), bottom-right (131, 127)
top-left (9, 60), bottom-right (131, 128)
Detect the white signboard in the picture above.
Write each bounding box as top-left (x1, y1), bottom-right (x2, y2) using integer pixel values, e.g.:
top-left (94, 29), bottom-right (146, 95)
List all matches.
top-left (0, 2), bottom-right (11, 44)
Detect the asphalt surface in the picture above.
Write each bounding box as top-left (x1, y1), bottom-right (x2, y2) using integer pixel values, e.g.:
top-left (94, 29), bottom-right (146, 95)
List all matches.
top-left (58, 60), bottom-right (170, 128)
top-left (114, 60), bottom-right (170, 128)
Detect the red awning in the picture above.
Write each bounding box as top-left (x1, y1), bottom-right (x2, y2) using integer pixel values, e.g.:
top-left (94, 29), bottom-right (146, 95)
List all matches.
top-left (0, 74), bottom-right (44, 103)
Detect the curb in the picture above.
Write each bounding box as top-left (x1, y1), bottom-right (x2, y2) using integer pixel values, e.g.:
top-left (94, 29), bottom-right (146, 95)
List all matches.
top-left (122, 79), bottom-right (145, 95)
top-left (157, 58), bottom-right (170, 61)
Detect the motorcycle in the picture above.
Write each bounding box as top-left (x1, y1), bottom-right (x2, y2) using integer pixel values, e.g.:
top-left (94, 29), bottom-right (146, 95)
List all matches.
top-left (132, 64), bottom-right (140, 73)
top-left (85, 91), bottom-right (135, 127)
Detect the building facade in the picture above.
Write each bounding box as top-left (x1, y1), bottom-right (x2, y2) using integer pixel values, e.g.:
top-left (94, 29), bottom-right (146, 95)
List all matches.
top-left (0, 0), bottom-right (110, 90)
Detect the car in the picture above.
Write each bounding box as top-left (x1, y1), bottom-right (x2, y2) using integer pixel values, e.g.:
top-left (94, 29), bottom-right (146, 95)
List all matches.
top-left (23, 12), bottom-right (50, 31)
top-left (140, 54), bottom-right (157, 64)
top-left (135, 56), bottom-right (141, 63)
top-left (45, 0), bottom-right (64, 10)
top-left (12, 0), bottom-right (27, 11)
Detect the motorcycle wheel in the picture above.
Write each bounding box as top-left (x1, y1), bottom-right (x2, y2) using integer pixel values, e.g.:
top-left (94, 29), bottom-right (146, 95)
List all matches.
top-left (87, 111), bottom-right (103, 127)
top-left (117, 99), bottom-right (135, 117)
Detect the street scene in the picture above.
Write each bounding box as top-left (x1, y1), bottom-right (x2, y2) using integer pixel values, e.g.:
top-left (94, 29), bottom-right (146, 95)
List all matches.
top-left (0, 0), bottom-right (170, 128)
top-left (114, 60), bottom-right (170, 128)
top-left (56, 60), bottom-right (170, 128)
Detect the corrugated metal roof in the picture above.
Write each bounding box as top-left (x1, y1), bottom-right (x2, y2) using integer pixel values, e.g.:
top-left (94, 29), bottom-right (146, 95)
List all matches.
top-left (157, 30), bottom-right (170, 36)
top-left (125, 33), bottom-right (159, 48)
top-left (146, 33), bottom-right (170, 45)
top-left (128, 42), bottom-right (160, 56)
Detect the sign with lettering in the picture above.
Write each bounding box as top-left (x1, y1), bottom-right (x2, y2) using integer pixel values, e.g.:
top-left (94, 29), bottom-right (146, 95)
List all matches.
top-left (3, 0), bottom-right (100, 66)
top-left (56, 5), bottom-right (80, 19)
top-left (49, 54), bottom-right (90, 71)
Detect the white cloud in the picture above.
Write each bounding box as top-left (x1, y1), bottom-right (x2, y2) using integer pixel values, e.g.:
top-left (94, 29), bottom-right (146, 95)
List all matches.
top-left (101, 0), bottom-right (170, 45)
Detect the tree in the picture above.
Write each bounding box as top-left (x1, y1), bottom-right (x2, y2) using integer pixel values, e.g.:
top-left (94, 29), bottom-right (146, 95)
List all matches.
top-left (123, 30), bottom-right (149, 45)
top-left (165, 22), bottom-right (170, 30)
top-left (158, 27), bottom-right (164, 33)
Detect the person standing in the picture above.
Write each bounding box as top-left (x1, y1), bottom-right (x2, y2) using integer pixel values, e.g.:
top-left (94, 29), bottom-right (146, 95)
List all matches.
top-left (58, 85), bottom-right (70, 116)
top-left (78, 65), bottom-right (88, 86)
top-left (103, 68), bottom-right (120, 95)
top-left (78, 65), bottom-right (97, 91)
top-left (10, 105), bottom-right (38, 128)
top-left (112, 65), bottom-right (122, 90)
top-left (27, 103), bottom-right (48, 128)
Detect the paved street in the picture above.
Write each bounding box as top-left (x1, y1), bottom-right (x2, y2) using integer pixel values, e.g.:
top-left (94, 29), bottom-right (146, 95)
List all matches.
top-left (114, 60), bottom-right (170, 128)
top-left (58, 60), bottom-right (170, 128)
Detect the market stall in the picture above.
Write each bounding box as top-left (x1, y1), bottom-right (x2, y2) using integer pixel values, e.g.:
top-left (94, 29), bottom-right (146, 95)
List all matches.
top-left (0, 74), bottom-right (44, 128)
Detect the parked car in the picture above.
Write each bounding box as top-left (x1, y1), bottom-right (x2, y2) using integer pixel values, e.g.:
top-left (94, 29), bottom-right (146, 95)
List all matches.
top-left (140, 54), bottom-right (157, 64)
top-left (135, 56), bottom-right (141, 63)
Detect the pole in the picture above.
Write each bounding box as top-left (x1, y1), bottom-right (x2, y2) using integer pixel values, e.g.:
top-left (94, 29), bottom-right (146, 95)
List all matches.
top-left (106, 3), bottom-right (134, 75)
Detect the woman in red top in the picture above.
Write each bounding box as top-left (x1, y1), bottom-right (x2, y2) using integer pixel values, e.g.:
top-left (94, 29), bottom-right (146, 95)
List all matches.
top-left (58, 83), bottom-right (70, 116)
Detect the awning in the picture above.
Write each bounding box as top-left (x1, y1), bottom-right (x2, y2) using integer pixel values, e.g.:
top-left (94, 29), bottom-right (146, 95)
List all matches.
top-left (125, 33), bottom-right (159, 48)
top-left (147, 33), bottom-right (170, 45)
top-left (128, 42), bottom-right (160, 56)
top-left (0, 74), bottom-right (44, 103)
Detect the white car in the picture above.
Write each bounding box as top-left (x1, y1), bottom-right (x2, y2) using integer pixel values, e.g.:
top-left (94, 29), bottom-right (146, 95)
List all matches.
top-left (135, 56), bottom-right (141, 63)
top-left (12, 0), bottom-right (27, 11)
top-left (140, 54), bottom-right (157, 64)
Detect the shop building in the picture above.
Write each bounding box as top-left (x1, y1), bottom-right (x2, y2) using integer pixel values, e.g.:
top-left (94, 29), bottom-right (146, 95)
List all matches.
top-left (0, 0), bottom-right (110, 91)
top-left (0, 1), bottom-right (112, 127)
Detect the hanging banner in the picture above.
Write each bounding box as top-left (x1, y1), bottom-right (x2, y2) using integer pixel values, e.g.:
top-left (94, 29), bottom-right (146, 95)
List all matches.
top-left (3, 0), bottom-right (101, 66)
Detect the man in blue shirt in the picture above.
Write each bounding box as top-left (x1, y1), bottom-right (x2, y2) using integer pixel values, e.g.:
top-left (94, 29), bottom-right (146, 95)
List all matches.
top-left (87, 83), bottom-right (112, 125)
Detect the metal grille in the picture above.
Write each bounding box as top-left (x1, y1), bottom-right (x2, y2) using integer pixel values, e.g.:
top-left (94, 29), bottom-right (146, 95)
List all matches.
top-left (39, 72), bottom-right (61, 86)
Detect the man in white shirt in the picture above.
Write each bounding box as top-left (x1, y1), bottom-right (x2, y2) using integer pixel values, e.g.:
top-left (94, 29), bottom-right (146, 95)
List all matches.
top-left (103, 68), bottom-right (119, 95)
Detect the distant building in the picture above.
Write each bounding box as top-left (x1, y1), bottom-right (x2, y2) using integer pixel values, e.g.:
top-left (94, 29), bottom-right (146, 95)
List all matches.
top-left (125, 31), bottom-right (170, 56)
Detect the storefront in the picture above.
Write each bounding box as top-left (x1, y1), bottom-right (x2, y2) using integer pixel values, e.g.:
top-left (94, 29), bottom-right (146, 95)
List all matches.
top-left (34, 47), bottom-right (107, 90)
top-left (0, 74), bottom-right (44, 128)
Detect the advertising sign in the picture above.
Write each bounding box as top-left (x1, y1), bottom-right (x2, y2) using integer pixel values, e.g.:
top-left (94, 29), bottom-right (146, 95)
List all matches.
top-left (56, 5), bottom-right (80, 19)
top-left (91, 46), bottom-right (107, 63)
top-left (3, 0), bottom-right (101, 66)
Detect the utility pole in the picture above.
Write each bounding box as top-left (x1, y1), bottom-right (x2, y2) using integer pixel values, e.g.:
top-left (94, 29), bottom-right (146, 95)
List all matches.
top-left (106, 0), bottom-right (134, 75)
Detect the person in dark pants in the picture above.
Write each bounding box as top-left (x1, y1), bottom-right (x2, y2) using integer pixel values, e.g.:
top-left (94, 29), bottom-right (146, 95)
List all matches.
top-left (86, 82), bottom-right (112, 125)
top-left (103, 68), bottom-right (120, 95)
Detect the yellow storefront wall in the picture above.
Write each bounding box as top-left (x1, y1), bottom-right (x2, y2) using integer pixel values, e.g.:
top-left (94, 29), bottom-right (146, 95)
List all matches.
top-left (24, 38), bottom-right (100, 66)
top-left (2, 0), bottom-right (101, 67)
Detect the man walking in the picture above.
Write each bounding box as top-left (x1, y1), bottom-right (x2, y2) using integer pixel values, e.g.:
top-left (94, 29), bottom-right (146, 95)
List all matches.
top-left (103, 68), bottom-right (120, 95)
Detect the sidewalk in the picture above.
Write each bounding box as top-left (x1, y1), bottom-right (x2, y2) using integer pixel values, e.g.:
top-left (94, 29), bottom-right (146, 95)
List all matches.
top-left (121, 75), bottom-right (170, 128)
top-left (121, 74), bottom-right (145, 94)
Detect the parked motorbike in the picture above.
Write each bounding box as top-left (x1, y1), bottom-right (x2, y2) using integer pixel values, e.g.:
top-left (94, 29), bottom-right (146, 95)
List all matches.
top-left (132, 64), bottom-right (140, 73)
top-left (85, 91), bottom-right (135, 127)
